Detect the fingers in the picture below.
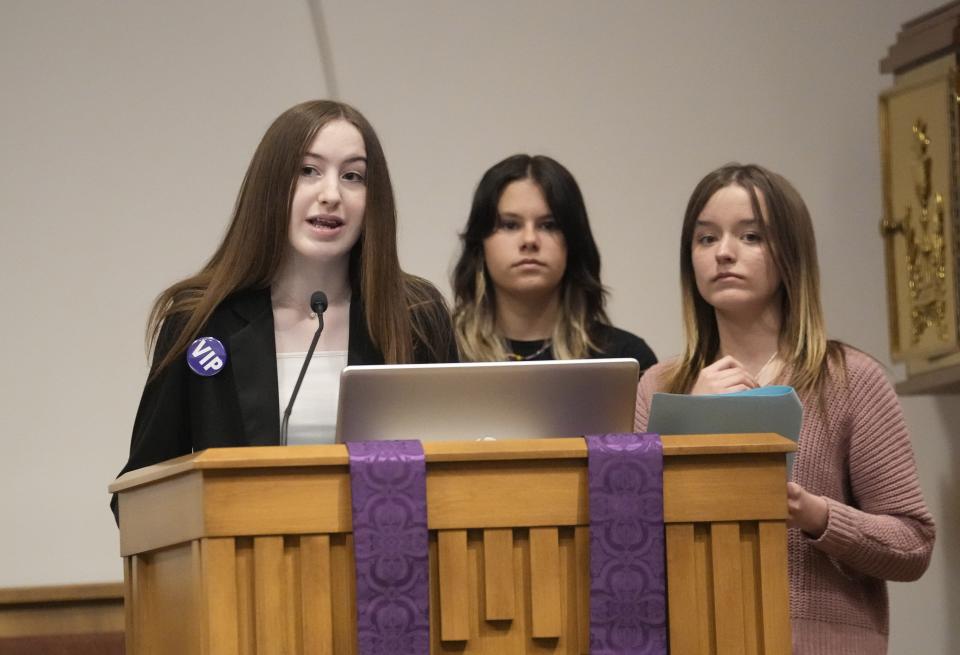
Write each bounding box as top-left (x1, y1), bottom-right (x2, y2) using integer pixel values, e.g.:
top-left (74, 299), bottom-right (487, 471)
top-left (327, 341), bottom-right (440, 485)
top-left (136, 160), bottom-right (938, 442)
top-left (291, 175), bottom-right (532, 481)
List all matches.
top-left (786, 484), bottom-right (802, 529)
top-left (692, 358), bottom-right (759, 395)
top-left (714, 367), bottom-right (759, 390)
top-left (784, 483), bottom-right (829, 538)
top-left (704, 355), bottom-right (747, 372)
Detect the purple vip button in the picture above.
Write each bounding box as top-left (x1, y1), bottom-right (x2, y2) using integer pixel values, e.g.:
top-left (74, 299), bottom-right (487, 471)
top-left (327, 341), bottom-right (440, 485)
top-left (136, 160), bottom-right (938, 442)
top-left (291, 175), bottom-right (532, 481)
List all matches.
top-left (186, 337), bottom-right (227, 376)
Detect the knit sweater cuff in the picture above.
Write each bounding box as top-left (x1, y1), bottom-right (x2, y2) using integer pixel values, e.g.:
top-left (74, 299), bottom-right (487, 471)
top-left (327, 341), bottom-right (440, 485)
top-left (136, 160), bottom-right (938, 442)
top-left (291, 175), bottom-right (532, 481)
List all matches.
top-left (807, 496), bottom-right (860, 558)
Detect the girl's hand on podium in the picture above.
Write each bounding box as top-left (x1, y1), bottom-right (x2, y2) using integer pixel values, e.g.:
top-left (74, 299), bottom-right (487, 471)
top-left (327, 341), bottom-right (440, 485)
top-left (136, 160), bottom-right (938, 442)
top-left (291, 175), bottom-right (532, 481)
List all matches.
top-left (691, 356), bottom-right (759, 395)
top-left (787, 482), bottom-right (828, 538)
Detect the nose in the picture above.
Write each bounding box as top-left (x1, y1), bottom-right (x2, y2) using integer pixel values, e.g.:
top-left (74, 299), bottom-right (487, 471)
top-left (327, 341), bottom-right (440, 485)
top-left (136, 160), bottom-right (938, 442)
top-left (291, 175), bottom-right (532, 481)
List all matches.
top-left (715, 234), bottom-right (736, 263)
top-left (520, 222), bottom-right (539, 250)
top-left (316, 175), bottom-right (341, 207)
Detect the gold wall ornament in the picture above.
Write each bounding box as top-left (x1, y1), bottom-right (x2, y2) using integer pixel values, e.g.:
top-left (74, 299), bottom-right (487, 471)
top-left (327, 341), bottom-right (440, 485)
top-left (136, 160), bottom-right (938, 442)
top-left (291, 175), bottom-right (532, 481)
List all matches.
top-left (878, 59), bottom-right (960, 365)
top-left (878, 4), bottom-right (960, 394)
top-left (880, 120), bottom-right (950, 344)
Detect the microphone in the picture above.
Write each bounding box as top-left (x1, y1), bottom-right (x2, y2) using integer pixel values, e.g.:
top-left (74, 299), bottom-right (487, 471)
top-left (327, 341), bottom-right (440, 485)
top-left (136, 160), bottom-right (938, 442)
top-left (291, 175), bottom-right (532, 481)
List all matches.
top-left (280, 291), bottom-right (328, 446)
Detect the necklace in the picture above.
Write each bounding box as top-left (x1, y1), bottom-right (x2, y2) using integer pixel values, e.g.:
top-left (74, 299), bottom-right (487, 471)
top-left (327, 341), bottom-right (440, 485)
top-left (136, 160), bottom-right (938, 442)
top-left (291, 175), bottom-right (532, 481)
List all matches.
top-left (506, 339), bottom-right (552, 361)
top-left (754, 351), bottom-right (781, 385)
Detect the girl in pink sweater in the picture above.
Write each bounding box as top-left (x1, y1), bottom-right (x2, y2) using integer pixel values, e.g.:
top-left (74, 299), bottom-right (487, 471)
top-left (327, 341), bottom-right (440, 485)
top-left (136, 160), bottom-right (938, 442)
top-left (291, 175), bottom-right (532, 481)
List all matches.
top-left (633, 163), bottom-right (935, 654)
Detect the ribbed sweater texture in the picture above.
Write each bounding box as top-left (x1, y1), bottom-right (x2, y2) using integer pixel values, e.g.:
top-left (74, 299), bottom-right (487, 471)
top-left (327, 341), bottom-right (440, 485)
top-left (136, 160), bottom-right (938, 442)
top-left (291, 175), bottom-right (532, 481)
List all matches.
top-left (634, 347), bottom-right (935, 654)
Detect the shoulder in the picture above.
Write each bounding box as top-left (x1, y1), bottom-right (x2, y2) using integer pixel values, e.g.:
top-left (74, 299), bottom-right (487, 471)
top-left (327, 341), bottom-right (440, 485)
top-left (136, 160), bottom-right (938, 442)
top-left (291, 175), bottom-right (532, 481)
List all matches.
top-left (402, 275), bottom-right (458, 363)
top-left (831, 343), bottom-right (892, 390)
top-left (639, 358), bottom-right (675, 392)
top-left (160, 287), bottom-right (269, 354)
top-left (813, 343), bottom-right (897, 418)
top-left (593, 324), bottom-right (658, 369)
top-left (215, 287), bottom-right (271, 324)
top-left (634, 357), bottom-right (677, 430)
top-left (403, 273), bottom-right (447, 311)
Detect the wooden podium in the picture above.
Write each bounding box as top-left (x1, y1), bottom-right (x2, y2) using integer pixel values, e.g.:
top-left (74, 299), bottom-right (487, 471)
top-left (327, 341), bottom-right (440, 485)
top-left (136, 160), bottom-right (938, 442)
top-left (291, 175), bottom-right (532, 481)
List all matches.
top-left (111, 434), bottom-right (794, 654)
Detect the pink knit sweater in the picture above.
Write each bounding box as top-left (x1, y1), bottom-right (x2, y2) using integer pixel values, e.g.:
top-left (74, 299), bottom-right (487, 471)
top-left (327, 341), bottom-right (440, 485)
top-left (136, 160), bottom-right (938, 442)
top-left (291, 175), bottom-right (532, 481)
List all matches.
top-left (634, 346), bottom-right (935, 654)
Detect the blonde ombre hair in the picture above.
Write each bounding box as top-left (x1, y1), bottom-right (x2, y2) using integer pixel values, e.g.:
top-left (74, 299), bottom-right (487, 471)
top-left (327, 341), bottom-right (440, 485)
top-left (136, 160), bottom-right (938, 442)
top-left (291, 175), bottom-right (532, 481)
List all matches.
top-left (666, 163), bottom-right (845, 399)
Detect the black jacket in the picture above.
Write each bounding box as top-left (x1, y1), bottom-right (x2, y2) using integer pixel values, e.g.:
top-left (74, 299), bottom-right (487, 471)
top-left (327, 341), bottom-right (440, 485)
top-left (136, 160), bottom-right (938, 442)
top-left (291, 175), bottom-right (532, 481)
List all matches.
top-left (112, 286), bottom-right (456, 521)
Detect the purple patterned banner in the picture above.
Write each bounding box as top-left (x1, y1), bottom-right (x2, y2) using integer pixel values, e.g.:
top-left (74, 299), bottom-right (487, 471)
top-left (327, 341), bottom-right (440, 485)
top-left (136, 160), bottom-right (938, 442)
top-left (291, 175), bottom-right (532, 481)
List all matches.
top-left (585, 433), bottom-right (667, 655)
top-left (347, 440), bottom-right (430, 655)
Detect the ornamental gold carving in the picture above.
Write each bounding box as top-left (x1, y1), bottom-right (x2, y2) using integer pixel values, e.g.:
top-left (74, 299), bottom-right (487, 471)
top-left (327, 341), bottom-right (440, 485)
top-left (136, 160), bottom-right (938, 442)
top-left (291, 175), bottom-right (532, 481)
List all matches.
top-left (878, 62), bottom-right (960, 364)
top-left (879, 120), bottom-right (949, 344)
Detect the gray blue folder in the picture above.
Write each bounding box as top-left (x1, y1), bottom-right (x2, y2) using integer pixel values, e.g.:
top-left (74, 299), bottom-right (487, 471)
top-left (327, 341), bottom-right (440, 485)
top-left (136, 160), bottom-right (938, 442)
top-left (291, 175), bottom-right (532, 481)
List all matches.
top-left (647, 385), bottom-right (802, 473)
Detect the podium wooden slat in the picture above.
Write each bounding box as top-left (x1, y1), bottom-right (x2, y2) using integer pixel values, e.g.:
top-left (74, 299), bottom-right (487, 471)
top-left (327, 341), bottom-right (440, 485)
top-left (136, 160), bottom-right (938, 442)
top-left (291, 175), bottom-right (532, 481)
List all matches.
top-left (199, 538), bottom-right (238, 655)
top-left (284, 540), bottom-right (301, 653)
top-left (573, 526), bottom-right (590, 653)
top-left (739, 523), bottom-right (761, 655)
top-left (438, 529), bottom-right (469, 641)
top-left (300, 535), bottom-right (333, 655)
top-left (711, 522), bottom-right (745, 654)
top-left (253, 536), bottom-right (286, 654)
top-left (235, 539), bottom-right (254, 655)
top-left (758, 521), bottom-right (791, 654)
top-left (482, 528), bottom-right (515, 620)
top-left (529, 527), bottom-right (562, 638)
top-left (123, 558), bottom-right (136, 655)
top-left (112, 434), bottom-right (794, 654)
top-left (665, 523), bottom-right (698, 655)
top-left (694, 524), bottom-right (716, 653)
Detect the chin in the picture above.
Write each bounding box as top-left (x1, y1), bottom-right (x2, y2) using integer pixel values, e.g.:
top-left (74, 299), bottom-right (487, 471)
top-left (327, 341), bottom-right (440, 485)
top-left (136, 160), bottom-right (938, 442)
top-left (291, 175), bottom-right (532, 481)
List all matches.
top-left (292, 243), bottom-right (354, 262)
top-left (710, 296), bottom-right (768, 314)
top-left (508, 283), bottom-right (559, 297)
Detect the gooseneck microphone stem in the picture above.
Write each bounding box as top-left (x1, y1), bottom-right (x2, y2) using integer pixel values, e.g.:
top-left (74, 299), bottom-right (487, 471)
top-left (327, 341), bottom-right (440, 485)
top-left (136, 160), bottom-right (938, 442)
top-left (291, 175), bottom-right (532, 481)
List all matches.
top-left (280, 291), bottom-right (328, 446)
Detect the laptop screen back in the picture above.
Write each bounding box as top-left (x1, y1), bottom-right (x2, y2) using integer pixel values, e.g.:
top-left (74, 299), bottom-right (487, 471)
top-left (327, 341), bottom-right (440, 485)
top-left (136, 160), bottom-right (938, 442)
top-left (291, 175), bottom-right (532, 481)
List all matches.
top-left (335, 358), bottom-right (640, 442)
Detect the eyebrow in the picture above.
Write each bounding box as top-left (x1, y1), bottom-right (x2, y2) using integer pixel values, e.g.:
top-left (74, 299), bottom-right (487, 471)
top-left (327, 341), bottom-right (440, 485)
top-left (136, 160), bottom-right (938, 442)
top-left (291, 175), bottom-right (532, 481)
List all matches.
top-left (497, 211), bottom-right (555, 220)
top-left (303, 153), bottom-right (367, 165)
top-left (694, 217), bottom-right (759, 227)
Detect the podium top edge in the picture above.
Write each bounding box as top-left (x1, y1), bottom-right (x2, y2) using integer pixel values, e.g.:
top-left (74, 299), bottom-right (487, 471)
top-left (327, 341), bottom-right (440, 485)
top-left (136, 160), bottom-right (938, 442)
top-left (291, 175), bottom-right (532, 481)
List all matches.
top-left (108, 433), bottom-right (795, 492)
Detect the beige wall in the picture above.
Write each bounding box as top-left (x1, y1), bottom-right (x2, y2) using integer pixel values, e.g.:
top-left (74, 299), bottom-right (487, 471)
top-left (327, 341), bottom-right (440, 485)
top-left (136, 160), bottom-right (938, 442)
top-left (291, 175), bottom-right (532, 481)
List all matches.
top-left (0, 0), bottom-right (954, 651)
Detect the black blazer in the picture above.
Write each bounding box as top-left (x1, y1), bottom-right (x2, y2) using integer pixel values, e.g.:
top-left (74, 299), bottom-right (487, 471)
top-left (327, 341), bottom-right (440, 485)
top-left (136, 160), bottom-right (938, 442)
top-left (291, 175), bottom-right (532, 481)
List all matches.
top-left (112, 286), bottom-right (457, 521)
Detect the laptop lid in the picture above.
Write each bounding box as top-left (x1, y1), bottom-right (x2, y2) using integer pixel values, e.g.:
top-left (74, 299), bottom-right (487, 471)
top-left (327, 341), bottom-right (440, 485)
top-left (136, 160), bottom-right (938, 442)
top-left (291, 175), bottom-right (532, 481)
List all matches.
top-left (335, 358), bottom-right (640, 443)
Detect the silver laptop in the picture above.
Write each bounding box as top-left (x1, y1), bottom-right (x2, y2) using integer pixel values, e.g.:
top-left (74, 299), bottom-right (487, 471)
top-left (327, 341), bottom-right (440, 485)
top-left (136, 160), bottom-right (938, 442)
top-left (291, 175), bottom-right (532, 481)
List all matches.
top-left (335, 358), bottom-right (639, 442)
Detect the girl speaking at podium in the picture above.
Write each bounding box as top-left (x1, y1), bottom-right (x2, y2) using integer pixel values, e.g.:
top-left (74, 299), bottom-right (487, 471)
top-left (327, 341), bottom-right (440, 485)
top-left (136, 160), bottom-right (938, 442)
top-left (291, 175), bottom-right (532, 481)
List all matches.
top-left (451, 154), bottom-right (656, 369)
top-left (113, 100), bottom-right (456, 520)
top-left (633, 163), bottom-right (935, 654)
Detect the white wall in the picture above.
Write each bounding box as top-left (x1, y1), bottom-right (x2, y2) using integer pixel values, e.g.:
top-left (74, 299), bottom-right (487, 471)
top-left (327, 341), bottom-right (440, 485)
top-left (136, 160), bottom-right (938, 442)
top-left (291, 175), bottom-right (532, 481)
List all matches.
top-left (0, 0), bottom-right (328, 583)
top-left (1, 1), bottom-right (954, 651)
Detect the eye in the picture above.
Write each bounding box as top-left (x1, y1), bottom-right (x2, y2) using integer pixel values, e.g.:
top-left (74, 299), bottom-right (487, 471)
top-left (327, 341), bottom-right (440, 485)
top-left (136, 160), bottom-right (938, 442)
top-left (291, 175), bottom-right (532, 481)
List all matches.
top-left (694, 233), bottom-right (717, 245)
top-left (742, 231), bottom-right (763, 244)
top-left (496, 217), bottom-right (520, 231)
top-left (539, 218), bottom-right (561, 232)
top-left (300, 164), bottom-right (320, 177)
top-left (342, 170), bottom-right (366, 184)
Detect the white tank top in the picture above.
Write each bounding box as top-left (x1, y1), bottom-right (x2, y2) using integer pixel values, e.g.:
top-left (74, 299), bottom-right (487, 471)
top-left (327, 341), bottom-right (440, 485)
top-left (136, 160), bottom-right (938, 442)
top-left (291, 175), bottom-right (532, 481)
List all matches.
top-left (276, 351), bottom-right (348, 445)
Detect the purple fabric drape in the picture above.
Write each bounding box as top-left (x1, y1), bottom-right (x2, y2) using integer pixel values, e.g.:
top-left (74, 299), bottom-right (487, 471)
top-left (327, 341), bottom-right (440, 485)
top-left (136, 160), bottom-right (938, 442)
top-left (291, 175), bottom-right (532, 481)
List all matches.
top-left (347, 440), bottom-right (430, 655)
top-left (585, 433), bottom-right (667, 655)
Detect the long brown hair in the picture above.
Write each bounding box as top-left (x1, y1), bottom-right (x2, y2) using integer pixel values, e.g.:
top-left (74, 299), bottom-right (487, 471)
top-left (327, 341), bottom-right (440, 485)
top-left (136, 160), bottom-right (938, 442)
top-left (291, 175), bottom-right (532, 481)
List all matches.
top-left (451, 154), bottom-right (609, 361)
top-left (666, 163), bottom-right (844, 398)
top-left (147, 100), bottom-right (448, 375)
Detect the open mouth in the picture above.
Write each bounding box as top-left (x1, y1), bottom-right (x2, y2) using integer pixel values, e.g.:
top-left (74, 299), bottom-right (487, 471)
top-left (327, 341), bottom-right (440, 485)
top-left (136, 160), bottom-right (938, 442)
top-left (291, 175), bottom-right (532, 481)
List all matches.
top-left (307, 216), bottom-right (344, 230)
